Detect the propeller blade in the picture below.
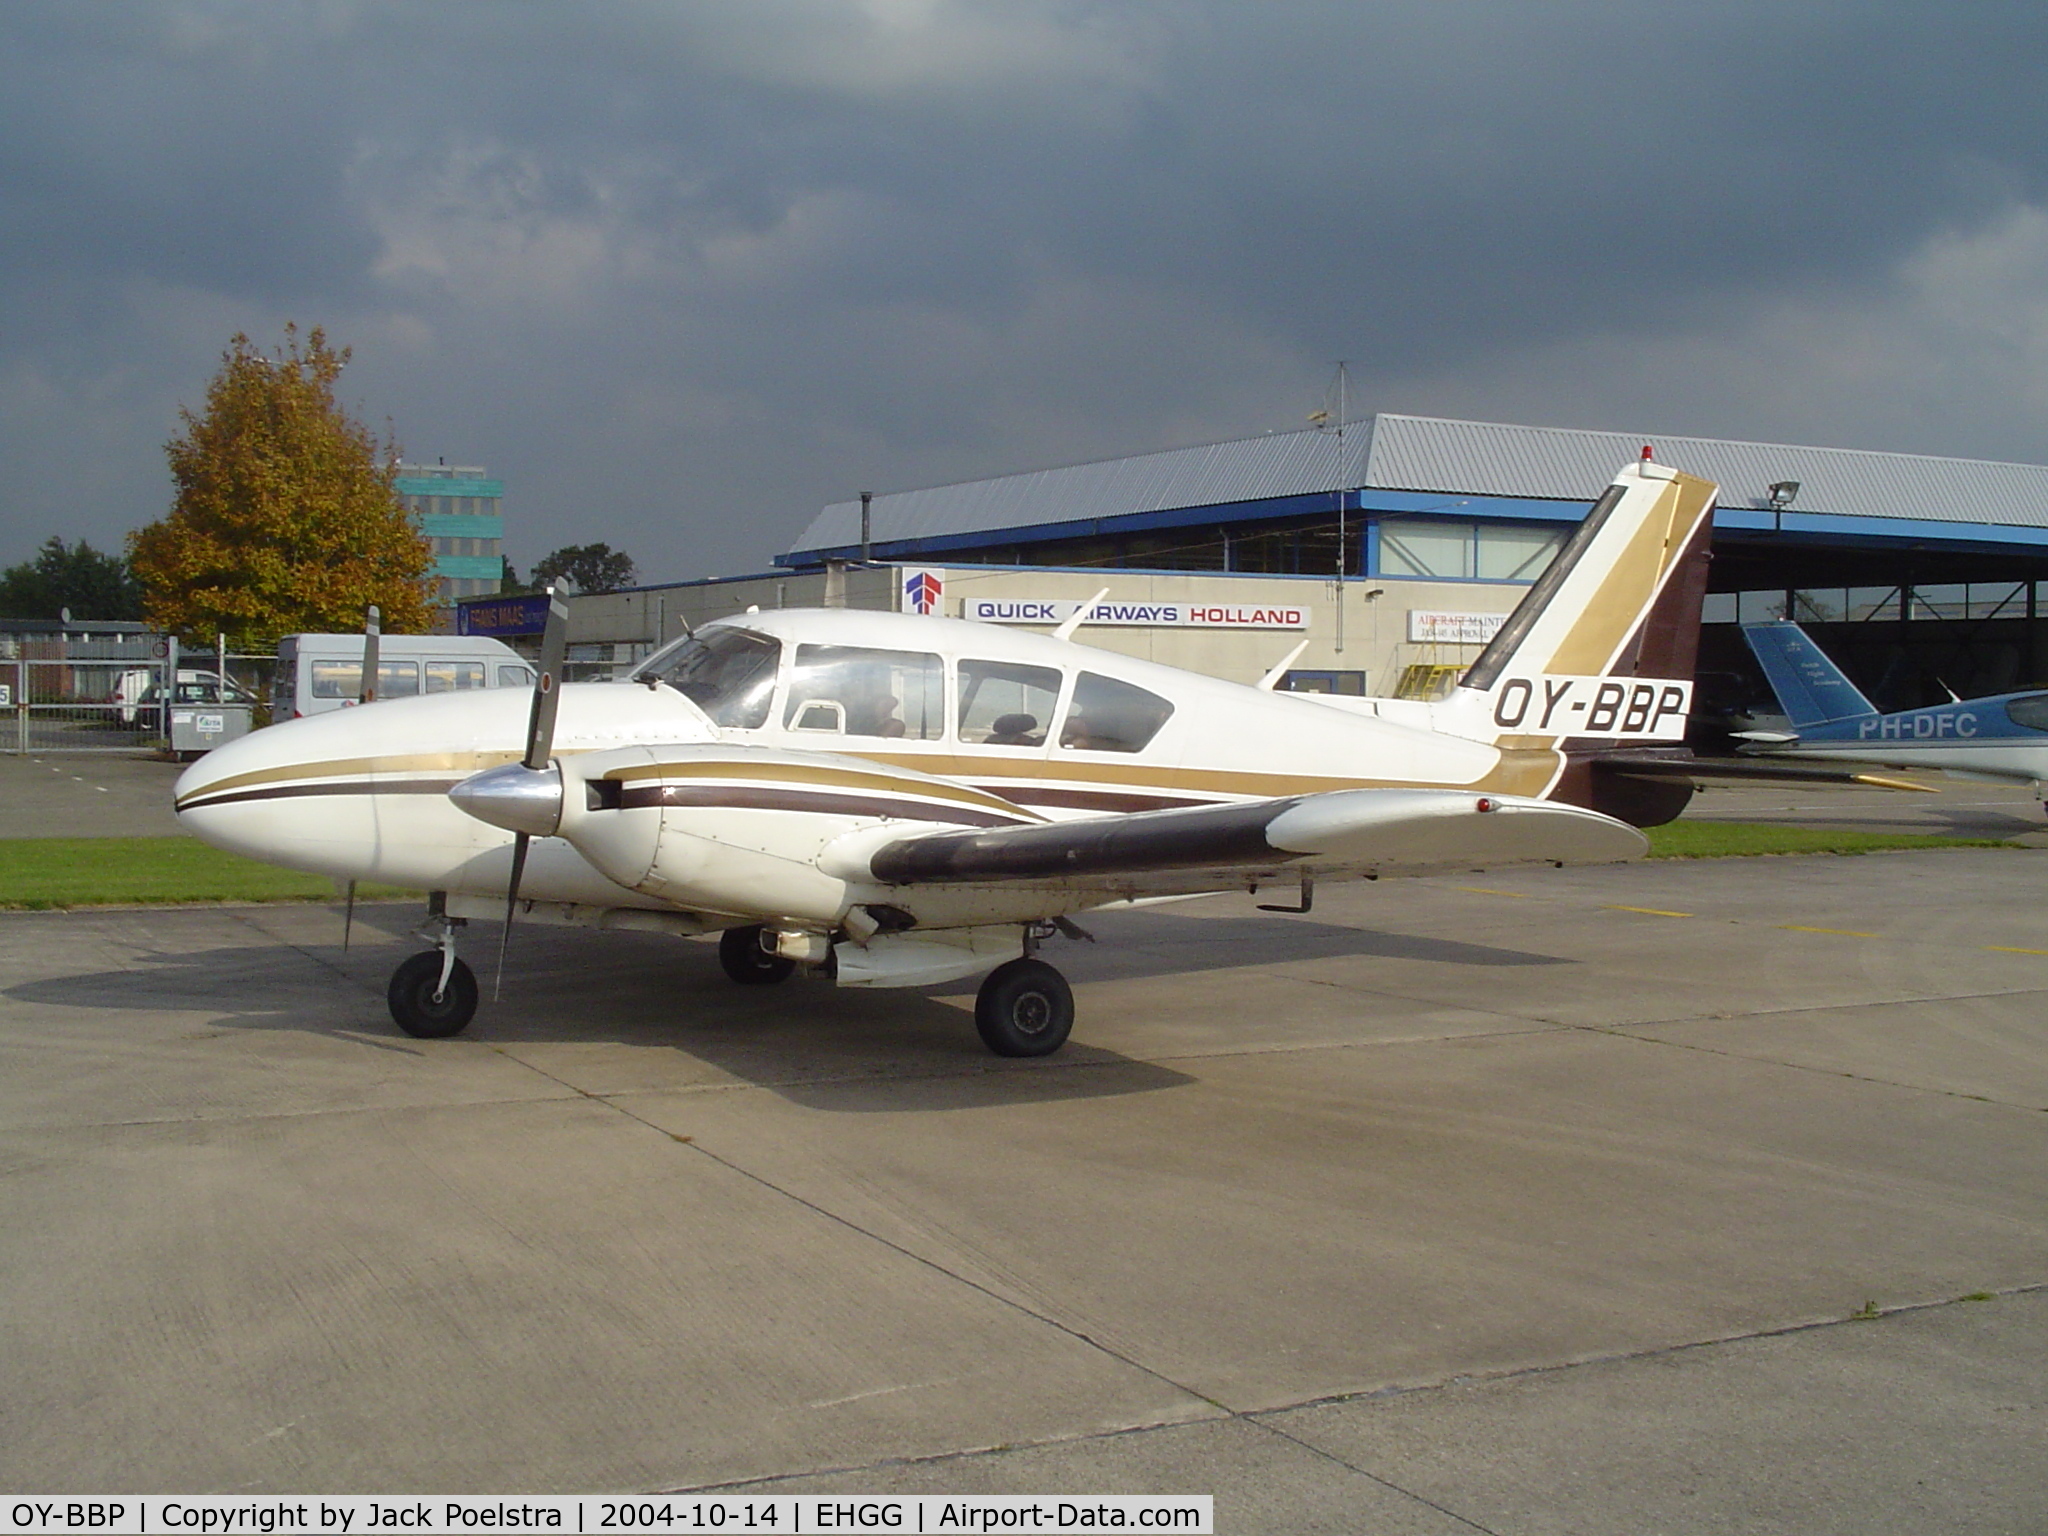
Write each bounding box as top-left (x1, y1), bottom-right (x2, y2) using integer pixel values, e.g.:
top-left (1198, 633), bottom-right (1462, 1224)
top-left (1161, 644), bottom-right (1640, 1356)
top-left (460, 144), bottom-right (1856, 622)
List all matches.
top-left (496, 830), bottom-right (531, 1001)
top-left (523, 586), bottom-right (571, 771)
top-left (359, 605), bottom-right (381, 705)
top-left (343, 879), bottom-right (357, 951)
top-left (498, 588), bottom-right (569, 1000)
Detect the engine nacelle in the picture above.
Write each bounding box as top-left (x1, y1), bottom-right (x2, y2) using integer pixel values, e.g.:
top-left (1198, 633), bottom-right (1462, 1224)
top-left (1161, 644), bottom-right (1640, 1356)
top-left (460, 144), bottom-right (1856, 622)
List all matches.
top-left (548, 743), bottom-right (1043, 929)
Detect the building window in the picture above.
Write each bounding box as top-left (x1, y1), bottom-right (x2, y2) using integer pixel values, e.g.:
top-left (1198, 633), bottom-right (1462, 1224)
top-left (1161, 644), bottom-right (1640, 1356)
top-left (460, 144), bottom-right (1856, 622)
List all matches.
top-left (1378, 520), bottom-right (1562, 582)
top-left (1380, 521), bottom-right (1475, 579)
top-left (1476, 525), bottom-right (1564, 581)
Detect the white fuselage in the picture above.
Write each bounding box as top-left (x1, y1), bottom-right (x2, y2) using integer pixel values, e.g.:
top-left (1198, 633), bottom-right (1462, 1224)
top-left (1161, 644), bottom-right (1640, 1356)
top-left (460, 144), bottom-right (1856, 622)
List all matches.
top-left (175, 608), bottom-right (1551, 933)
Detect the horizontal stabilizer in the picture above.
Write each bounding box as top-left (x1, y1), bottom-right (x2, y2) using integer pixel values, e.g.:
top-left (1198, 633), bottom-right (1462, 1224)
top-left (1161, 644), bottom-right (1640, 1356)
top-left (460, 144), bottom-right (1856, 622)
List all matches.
top-left (867, 788), bottom-right (1645, 886)
top-left (1595, 753), bottom-right (1937, 792)
top-left (1742, 622), bottom-right (1878, 727)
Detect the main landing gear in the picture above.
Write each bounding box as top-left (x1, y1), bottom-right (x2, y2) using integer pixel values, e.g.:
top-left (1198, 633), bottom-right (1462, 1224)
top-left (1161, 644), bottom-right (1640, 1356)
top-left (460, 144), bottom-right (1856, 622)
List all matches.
top-left (718, 924), bottom-right (797, 985)
top-left (387, 901), bottom-right (478, 1039)
top-left (974, 957), bottom-right (1074, 1057)
top-left (712, 918), bottom-right (1081, 1058)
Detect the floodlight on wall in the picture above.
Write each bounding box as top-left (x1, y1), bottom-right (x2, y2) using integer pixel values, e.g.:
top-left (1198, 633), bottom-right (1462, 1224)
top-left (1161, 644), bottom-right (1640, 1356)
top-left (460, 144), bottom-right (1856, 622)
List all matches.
top-left (1767, 480), bottom-right (1800, 509)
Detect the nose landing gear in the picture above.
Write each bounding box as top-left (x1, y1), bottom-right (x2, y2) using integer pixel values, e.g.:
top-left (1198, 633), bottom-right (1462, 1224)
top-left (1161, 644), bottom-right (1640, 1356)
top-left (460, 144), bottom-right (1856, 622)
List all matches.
top-left (388, 902), bottom-right (478, 1038)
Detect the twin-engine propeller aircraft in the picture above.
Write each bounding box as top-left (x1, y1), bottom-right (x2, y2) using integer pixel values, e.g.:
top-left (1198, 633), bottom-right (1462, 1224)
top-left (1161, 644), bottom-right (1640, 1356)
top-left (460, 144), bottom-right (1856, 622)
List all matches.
top-left (176, 452), bottom-right (1873, 1056)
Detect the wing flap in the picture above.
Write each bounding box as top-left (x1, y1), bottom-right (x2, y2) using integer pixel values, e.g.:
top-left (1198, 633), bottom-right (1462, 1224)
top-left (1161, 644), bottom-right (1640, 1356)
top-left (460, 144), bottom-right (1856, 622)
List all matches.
top-left (865, 788), bottom-right (1646, 886)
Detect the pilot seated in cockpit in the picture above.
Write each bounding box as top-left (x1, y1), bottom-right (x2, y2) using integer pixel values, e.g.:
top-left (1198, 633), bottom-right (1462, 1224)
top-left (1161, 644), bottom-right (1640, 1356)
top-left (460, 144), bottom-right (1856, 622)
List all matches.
top-left (986, 712), bottom-right (1042, 746)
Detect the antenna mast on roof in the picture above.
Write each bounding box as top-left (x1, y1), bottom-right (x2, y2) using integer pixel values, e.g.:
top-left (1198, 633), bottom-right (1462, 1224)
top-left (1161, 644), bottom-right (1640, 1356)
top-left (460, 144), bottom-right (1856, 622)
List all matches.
top-left (1335, 360), bottom-right (1349, 654)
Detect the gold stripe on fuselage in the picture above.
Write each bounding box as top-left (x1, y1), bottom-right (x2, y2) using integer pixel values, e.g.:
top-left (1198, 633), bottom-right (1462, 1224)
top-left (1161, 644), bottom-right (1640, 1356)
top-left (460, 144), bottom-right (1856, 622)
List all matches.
top-left (176, 735), bottom-right (1569, 817)
top-left (849, 745), bottom-right (1567, 803)
top-left (173, 748), bottom-right (529, 810)
top-left (603, 757), bottom-right (1043, 821)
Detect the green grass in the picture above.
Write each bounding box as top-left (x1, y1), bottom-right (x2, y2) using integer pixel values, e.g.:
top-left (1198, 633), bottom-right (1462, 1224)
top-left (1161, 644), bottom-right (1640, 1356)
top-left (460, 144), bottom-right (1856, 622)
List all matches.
top-left (0, 837), bottom-right (413, 910)
top-left (1647, 820), bottom-right (2026, 859)
top-left (0, 821), bottom-right (2027, 909)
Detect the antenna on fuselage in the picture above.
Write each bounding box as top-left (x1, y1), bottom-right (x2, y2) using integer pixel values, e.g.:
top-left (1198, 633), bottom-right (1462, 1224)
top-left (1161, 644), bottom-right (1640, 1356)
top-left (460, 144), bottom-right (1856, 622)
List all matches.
top-left (1256, 638), bottom-right (1312, 691)
top-left (1052, 588), bottom-right (1111, 643)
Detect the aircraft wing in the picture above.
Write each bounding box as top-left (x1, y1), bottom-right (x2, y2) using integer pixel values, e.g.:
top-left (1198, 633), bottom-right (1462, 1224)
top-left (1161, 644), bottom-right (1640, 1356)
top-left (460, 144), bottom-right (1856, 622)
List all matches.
top-left (865, 787), bottom-right (1645, 891)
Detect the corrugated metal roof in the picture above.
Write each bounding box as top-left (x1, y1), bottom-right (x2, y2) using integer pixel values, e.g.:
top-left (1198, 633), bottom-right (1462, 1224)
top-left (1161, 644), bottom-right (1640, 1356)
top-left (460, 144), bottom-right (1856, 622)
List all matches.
top-left (785, 414), bottom-right (2048, 557)
top-left (793, 427), bottom-right (1368, 554)
top-left (1365, 415), bottom-right (2048, 526)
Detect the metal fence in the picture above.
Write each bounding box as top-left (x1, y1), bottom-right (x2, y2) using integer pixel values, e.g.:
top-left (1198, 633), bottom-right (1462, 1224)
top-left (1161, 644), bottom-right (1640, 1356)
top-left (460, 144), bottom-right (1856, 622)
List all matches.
top-left (0, 631), bottom-right (279, 754)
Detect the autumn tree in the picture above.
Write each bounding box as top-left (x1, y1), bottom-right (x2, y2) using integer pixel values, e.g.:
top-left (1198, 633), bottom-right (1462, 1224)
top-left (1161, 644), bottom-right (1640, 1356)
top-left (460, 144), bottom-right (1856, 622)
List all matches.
top-left (0, 537), bottom-right (143, 620)
top-left (532, 542), bottom-right (637, 595)
top-left (129, 325), bottom-right (433, 646)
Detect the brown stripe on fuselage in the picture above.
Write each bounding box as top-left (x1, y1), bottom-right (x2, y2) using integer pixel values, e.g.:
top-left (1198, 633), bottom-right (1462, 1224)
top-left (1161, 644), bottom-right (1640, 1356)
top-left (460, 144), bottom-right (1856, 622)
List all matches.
top-left (603, 756), bottom-right (1040, 821)
top-left (175, 748), bottom-right (528, 810)
top-left (981, 784), bottom-right (1219, 814)
top-left (176, 777), bottom-right (467, 813)
top-left (619, 782), bottom-right (1029, 827)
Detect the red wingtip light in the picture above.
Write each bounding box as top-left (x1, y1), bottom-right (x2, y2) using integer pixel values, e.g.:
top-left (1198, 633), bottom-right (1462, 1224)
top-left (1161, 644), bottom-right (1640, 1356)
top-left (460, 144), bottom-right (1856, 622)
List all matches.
top-left (1475, 796), bottom-right (1496, 813)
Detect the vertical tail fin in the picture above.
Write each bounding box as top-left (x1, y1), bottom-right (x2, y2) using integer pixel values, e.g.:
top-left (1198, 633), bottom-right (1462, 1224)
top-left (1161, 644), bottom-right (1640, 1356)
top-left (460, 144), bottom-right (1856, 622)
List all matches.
top-left (1444, 454), bottom-right (1718, 745)
top-left (1741, 621), bottom-right (1878, 728)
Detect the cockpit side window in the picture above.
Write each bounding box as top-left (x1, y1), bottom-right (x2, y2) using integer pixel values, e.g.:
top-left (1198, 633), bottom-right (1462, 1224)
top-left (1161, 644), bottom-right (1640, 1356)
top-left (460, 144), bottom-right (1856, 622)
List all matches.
top-left (2005, 694), bottom-right (2048, 732)
top-left (1058, 672), bottom-right (1175, 753)
top-left (784, 645), bottom-right (945, 739)
top-left (635, 627), bottom-right (781, 729)
top-left (958, 660), bottom-right (1063, 748)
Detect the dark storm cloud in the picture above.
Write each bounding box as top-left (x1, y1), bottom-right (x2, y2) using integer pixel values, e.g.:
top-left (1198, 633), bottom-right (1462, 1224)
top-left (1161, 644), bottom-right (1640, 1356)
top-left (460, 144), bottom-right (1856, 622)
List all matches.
top-left (3, 1), bottom-right (2046, 579)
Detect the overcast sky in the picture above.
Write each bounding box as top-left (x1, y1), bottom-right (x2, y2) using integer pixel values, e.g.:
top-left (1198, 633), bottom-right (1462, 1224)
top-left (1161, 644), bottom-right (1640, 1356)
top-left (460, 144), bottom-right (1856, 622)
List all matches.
top-left (4, 1), bottom-right (2047, 580)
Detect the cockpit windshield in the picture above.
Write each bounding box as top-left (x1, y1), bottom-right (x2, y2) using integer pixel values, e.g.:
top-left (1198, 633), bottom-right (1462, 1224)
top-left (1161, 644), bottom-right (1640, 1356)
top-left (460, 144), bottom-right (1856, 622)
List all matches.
top-left (633, 627), bottom-right (781, 729)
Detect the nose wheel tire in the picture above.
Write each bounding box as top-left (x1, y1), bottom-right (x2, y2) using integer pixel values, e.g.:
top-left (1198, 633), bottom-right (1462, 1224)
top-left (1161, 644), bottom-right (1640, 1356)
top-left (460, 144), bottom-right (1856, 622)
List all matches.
top-left (974, 957), bottom-right (1074, 1057)
top-left (388, 951), bottom-right (479, 1038)
top-left (719, 924), bottom-right (797, 985)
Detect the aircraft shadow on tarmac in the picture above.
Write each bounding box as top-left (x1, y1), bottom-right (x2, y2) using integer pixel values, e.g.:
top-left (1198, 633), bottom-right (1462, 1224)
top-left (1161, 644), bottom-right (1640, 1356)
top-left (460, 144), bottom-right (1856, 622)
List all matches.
top-left (5, 901), bottom-right (1567, 1112)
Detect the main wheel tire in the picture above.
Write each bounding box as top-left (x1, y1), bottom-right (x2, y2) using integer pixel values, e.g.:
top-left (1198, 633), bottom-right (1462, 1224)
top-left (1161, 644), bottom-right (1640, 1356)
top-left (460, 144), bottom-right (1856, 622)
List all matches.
top-left (974, 957), bottom-right (1074, 1057)
top-left (719, 924), bottom-right (796, 985)
top-left (388, 951), bottom-right (479, 1038)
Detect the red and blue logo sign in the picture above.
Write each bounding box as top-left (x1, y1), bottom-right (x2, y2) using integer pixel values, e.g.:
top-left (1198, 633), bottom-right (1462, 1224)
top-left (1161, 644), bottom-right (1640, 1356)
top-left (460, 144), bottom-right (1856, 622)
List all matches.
top-left (903, 569), bottom-right (943, 615)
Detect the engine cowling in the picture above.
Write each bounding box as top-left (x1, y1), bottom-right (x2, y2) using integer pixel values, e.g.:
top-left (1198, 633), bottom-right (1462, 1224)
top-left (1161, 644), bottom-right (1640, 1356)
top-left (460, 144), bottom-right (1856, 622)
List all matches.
top-left (450, 742), bottom-right (1042, 928)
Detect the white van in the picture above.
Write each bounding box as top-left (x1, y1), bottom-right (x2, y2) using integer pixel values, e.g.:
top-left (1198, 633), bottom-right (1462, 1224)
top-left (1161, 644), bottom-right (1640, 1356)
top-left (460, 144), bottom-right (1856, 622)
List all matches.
top-left (273, 633), bottom-right (536, 720)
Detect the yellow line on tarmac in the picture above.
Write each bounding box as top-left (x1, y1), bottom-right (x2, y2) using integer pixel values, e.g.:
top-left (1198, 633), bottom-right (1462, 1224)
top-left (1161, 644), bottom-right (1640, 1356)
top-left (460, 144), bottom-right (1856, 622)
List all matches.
top-left (1453, 886), bottom-right (1533, 898)
top-left (1604, 905), bottom-right (1693, 918)
top-left (1983, 945), bottom-right (2048, 956)
top-left (1779, 925), bottom-right (1877, 938)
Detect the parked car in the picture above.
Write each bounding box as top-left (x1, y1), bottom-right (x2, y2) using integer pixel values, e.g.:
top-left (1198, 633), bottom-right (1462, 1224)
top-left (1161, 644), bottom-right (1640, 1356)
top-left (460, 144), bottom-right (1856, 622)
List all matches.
top-left (112, 669), bottom-right (258, 725)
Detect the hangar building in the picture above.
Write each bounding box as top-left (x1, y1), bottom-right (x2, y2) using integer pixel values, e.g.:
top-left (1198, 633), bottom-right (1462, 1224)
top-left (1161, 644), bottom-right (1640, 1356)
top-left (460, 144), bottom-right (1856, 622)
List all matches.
top-left (550, 414), bottom-right (2048, 721)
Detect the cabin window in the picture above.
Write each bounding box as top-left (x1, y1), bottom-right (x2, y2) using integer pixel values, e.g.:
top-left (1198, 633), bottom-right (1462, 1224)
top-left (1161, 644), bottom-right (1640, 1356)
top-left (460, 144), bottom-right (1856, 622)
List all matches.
top-left (425, 661), bottom-right (487, 693)
top-left (498, 664), bottom-right (536, 688)
top-left (958, 660), bottom-right (1063, 747)
top-left (638, 626), bottom-right (780, 729)
top-left (784, 645), bottom-right (944, 739)
top-left (1059, 672), bottom-right (1174, 753)
top-left (2005, 695), bottom-right (2048, 732)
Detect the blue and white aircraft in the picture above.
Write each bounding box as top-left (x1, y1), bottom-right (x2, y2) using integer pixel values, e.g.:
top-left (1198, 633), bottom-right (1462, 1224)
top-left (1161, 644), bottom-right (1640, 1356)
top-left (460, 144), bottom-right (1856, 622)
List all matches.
top-left (1740, 620), bottom-right (2048, 802)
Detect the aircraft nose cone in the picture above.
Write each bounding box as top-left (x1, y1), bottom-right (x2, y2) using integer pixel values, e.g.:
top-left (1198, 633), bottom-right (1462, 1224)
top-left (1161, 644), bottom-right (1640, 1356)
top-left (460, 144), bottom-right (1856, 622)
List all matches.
top-left (449, 762), bottom-right (564, 837)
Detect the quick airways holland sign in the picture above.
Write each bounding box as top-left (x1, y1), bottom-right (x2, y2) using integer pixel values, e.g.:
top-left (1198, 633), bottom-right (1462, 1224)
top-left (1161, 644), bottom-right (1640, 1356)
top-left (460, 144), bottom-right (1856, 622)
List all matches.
top-left (966, 598), bottom-right (1309, 630)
